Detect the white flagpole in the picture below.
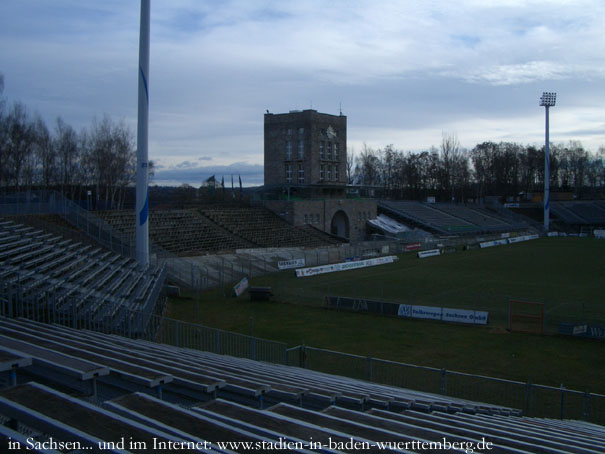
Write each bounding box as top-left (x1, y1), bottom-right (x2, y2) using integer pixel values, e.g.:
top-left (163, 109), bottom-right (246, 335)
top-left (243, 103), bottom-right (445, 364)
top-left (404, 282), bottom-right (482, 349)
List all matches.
top-left (136, 0), bottom-right (150, 266)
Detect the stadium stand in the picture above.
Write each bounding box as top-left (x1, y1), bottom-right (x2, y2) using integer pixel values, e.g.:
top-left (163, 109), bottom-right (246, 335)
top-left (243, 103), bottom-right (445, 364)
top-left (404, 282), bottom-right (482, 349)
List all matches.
top-left (200, 207), bottom-right (344, 249)
top-left (0, 218), bottom-right (166, 335)
top-left (98, 209), bottom-right (254, 255)
top-left (551, 201), bottom-right (605, 226)
top-left (97, 207), bottom-right (342, 256)
top-left (379, 201), bottom-right (527, 234)
top-left (1, 317), bottom-right (603, 453)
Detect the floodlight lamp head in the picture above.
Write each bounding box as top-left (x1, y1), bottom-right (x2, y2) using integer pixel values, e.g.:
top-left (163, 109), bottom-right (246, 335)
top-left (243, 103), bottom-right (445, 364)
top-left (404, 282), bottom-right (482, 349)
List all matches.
top-left (540, 92), bottom-right (556, 107)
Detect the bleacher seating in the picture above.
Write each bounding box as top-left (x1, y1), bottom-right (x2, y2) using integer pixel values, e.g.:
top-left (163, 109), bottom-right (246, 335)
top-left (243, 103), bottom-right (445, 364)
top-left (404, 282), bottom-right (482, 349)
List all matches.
top-left (200, 207), bottom-right (343, 249)
top-left (379, 201), bottom-right (522, 234)
top-left (99, 207), bottom-right (342, 256)
top-left (551, 201), bottom-right (605, 225)
top-left (98, 209), bottom-right (254, 255)
top-left (0, 218), bottom-right (166, 333)
top-left (432, 204), bottom-right (512, 229)
top-left (1, 317), bottom-right (603, 453)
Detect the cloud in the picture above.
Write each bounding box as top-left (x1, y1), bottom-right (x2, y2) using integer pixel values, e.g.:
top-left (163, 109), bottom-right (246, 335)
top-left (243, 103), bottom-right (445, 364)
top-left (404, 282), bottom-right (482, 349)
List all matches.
top-left (2, 0), bottom-right (605, 186)
top-left (153, 162), bottom-right (263, 187)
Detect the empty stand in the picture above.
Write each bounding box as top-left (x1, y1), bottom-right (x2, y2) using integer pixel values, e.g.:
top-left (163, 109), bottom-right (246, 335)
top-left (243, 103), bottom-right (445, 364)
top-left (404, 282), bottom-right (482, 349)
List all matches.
top-left (0, 382), bottom-right (215, 453)
top-left (551, 201), bottom-right (605, 226)
top-left (379, 201), bottom-right (523, 234)
top-left (0, 318), bottom-right (603, 453)
top-left (0, 218), bottom-right (166, 335)
top-left (98, 209), bottom-right (253, 255)
top-left (200, 207), bottom-right (343, 249)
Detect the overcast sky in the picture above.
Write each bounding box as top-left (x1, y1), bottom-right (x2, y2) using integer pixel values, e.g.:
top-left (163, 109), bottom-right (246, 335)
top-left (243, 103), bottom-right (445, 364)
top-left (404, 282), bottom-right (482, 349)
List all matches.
top-left (1, 0), bottom-right (604, 186)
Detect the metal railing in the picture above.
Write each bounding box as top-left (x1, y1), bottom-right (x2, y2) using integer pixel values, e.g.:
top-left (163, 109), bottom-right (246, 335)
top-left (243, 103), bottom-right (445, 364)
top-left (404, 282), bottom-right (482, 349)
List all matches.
top-left (0, 290), bottom-right (288, 365)
top-left (287, 345), bottom-right (605, 424)
top-left (2, 278), bottom-right (601, 423)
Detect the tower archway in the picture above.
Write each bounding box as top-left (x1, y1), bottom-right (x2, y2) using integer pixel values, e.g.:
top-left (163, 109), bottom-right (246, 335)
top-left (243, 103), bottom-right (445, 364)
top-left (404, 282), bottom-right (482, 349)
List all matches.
top-left (330, 210), bottom-right (350, 239)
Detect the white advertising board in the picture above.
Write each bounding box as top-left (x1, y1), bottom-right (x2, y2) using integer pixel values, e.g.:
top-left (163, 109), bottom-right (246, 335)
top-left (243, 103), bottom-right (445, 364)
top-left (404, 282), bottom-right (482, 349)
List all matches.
top-left (594, 230), bottom-right (605, 239)
top-left (295, 256), bottom-right (396, 277)
top-left (412, 305), bottom-right (442, 320)
top-left (233, 277), bottom-right (249, 297)
top-left (479, 239), bottom-right (508, 248)
top-left (442, 308), bottom-right (488, 325)
top-left (507, 234), bottom-right (539, 244)
top-left (397, 304), bottom-right (489, 325)
top-left (417, 249), bottom-right (440, 259)
top-left (397, 304), bottom-right (412, 317)
top-left (278, 258), bottom-right (305, 270)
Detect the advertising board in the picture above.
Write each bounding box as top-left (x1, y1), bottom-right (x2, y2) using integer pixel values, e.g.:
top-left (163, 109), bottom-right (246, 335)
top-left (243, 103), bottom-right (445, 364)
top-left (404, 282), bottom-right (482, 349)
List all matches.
top-left (233, 277), bottom-right (249, 297)
top-left (479, 239), bottom-right (508, 248)
top-left (278, 258), bottom-right (305, 270)
top-left (296, 256), bottom-right (396, 277)
top-left (417, 249), bottom-right (440, 259)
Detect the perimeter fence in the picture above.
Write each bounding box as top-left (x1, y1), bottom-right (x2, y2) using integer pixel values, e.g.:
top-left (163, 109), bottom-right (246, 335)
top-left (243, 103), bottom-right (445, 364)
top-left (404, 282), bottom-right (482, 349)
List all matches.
top-left (286, 345), bottom-right (605, 425)
top-left (1, 290), bottom-right (603, 425)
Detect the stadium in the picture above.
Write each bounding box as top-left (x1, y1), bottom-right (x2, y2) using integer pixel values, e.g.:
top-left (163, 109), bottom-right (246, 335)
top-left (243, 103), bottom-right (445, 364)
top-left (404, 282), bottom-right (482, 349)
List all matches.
top-left (1, 113), bottom-right (605, 451)
top-left (1, 4), bottom-right (605, 453)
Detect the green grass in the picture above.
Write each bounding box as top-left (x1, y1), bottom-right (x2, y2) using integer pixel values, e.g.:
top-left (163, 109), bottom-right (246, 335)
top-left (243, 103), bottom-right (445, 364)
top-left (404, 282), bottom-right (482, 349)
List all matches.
top-left (167, 237), bottom-right (605, 394)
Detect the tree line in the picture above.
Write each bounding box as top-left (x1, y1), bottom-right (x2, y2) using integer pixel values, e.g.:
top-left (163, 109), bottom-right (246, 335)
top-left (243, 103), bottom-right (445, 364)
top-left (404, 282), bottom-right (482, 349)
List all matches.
top-left (0, 73), bottom-right (142, 209)
top-left (349, 133), bottom-right (605, 202)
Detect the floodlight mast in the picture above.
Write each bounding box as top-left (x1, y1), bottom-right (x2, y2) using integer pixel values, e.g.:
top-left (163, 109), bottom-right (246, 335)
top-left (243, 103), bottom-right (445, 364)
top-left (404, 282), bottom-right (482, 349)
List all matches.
top-left (136, 0), bottom-right (150, 267)
top-left (540, 92), bottom-right (556, 233)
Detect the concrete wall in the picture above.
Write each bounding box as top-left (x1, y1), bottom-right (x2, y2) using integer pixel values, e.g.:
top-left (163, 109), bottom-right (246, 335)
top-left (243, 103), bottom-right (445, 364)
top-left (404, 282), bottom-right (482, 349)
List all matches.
top-left (264, 198), bottom-right (377, 241)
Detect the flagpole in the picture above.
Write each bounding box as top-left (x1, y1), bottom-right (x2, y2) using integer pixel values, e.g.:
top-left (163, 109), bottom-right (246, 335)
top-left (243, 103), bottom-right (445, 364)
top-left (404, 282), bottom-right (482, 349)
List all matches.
top-left (135, 0), bottom-right (150, 267)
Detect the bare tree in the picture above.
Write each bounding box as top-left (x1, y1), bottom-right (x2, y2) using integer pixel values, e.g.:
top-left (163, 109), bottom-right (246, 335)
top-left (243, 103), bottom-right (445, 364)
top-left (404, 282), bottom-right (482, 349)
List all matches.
top-left (346, 146), bottom-right (355, 184)
top-left (356, 143), bottom-right (380, 186)
top-left (85, 115), bottom-right (135, 209)
top-left (5, 102), bottom-right (35, 191)
top-left (440, 132), bottom-right (468, 202)
top-left (32, 113), bottom-right (55, 188)
top-left (54, 117), bottom-right (81, 197)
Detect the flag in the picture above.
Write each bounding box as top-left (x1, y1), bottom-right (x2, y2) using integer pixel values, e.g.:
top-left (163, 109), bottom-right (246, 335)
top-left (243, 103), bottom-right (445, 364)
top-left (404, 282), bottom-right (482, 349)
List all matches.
top-left (239, 175), bottom-right (242, 199)
top-left (231, 175), bottom-right (235, 200)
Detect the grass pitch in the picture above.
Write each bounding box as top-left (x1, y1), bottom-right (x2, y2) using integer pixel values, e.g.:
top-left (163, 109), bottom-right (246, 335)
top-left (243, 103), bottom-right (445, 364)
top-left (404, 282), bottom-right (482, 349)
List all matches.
top-left (168, 237), bottom-right (605, 394)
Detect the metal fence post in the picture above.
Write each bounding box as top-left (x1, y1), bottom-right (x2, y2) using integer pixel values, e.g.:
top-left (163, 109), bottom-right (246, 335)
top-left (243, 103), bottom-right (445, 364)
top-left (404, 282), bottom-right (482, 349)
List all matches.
top-left (300, 343), bottom-right (307, 368)
top-left (559, 384), bottom-right (565, 420)
top-left (524, 380), bottom-right (532, 416)
top-left (366, 356), bottom-right (373, 382)
top-left (582, 390), bottom-right (591, 421)
top-left (440, 369), bottom-right (447, 395)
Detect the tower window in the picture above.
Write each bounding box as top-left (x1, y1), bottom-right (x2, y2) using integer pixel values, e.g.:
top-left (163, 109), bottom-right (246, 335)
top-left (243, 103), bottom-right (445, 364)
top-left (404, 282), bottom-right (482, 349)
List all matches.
top-left (285, 141), bottom-right (292, 160)
top-left (285, 164), bottom-right (292, 183)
